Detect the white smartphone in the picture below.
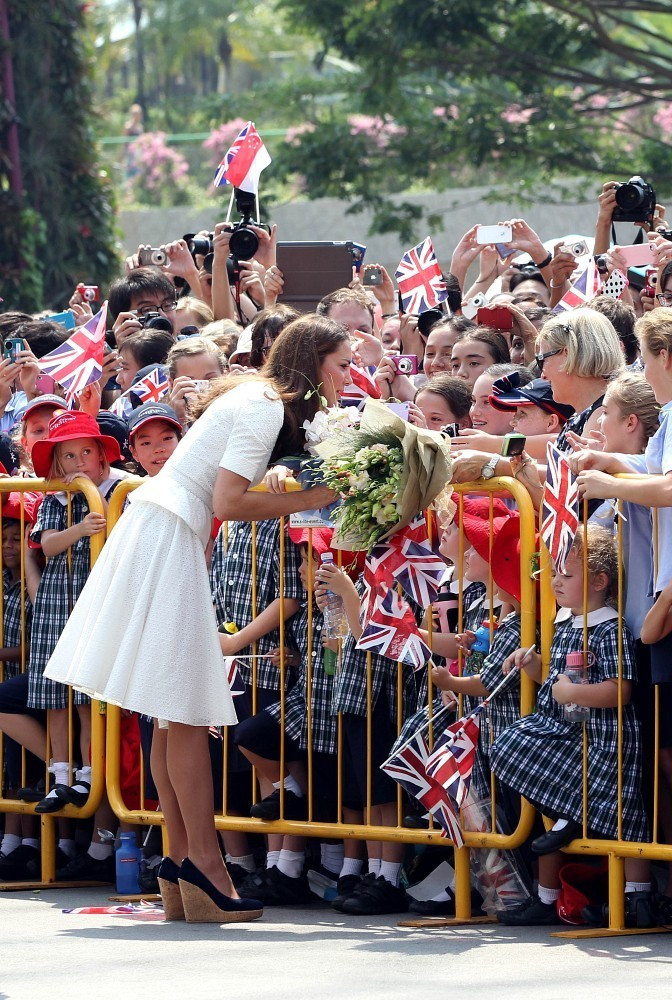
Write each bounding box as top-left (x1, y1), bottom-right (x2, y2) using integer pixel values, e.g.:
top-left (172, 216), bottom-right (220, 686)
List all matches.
top-left (476, 224), bottom-right (512, 245)
top-left (618, 243), bottom-right (656, 267)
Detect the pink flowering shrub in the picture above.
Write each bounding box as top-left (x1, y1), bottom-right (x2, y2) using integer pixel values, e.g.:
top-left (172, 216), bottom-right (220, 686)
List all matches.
top-left (654, 104), bottom-right (672, 138)
top-left (127, 132), bottom-right (190, 206)
top-left (347, 114), bottom-right (407, 149)
top-left (285, 122), bottom-right (316, 146)
top-left (501, 105), bottom-right (536, 125)
top-left (202, 119), bottom-right (249, 166)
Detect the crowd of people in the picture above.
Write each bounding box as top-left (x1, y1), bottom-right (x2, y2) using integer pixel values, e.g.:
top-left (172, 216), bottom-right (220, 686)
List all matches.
top-left (0, 180), bottom-right (672, 929)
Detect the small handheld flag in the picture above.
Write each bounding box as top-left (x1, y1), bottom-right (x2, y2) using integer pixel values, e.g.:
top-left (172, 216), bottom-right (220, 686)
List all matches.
top-left (395, 237), bottom-right (447, 315)
top-left (213, 121), bottom-right (271, 194)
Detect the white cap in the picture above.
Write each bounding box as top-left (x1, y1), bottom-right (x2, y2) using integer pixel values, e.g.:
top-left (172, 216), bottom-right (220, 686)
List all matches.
top-left (229, 324), bottom-right (254, 361)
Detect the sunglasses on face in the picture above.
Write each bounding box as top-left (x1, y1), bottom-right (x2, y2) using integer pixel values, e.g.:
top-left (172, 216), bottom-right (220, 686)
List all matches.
top-left (535, 347), bottom-right (563, 371)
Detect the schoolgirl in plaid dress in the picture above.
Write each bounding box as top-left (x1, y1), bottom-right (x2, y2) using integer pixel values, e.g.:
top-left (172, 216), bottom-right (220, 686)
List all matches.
top-left (491, 608), bottom-right (647, 843)
top-left (26, 411), bottom-right (125, 813)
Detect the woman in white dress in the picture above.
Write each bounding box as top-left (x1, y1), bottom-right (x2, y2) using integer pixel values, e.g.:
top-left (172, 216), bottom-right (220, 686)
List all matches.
top-left (44, 314), bottom-right (352, 922)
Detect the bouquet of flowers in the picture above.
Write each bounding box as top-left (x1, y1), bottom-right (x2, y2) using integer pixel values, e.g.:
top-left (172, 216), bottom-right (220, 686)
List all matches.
top-left (301, 405), bottom-right (361, 456)
top-left (314, 398), bottom-right (453, 551)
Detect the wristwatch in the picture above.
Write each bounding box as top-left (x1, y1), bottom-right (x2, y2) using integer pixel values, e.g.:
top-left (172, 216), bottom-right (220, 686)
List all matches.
top-left (480, 456), bottom-right (499, 480)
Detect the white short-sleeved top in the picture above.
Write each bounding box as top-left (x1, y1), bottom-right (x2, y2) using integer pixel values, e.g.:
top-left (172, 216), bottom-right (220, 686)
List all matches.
top-left (129, 380), bottom-right (284, 545)
top-left (644, 401), bottom-right (672, 592)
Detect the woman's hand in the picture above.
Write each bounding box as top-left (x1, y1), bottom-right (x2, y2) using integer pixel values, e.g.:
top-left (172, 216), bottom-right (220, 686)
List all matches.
top-left (70, 301), bottom-right (94, 328)
top-left (352, 329), bottom-right (383, 369)
top-left (373, 355), bottom-right (397, 399)
top-left (166, 375), bottom-right (199, 424)
top-left (576, 468), bottom-right (618, 501)
top-left (238, 265), bottom-right (266, 308)
top-left (565, 429), bottom-right (606, 453)
top-left (568, 448), bottom-right (614, 475)
top-left (367, 264), bottom-right (396, 314)
top-left (450, 429), bottom-right (500, 454)
top-left (264, 265), bottom-right (284, 307)
top-left (552, 673), bottom-right (574, 705)
top-left (449, 224), bottom-right (482, 286)
top-left (605, 246), bottom-right (628, 278)
top-left (305, 484), bottom-right (337, 508)
top-left (450, 450), bottom-right (493, 483)
top-left (16, 345), bottom-right (40, 398)
top-left (503, 219), bottom-right (546, 261)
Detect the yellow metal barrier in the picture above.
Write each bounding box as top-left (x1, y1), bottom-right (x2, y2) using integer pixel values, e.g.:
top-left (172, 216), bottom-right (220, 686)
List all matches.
top-left (104, 476), bottom-right (539, 922)
top-left (0, 477), bottom-right (107, 886)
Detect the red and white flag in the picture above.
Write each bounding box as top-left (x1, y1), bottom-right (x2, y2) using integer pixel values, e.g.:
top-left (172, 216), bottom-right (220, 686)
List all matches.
top-left (37, 303), bottom-right (107, 402)
top-left (395, 237), bottom-right (447, 315)
top-left (213, 121), bottom-right (271, 193)
top-left (541, 443), bottom-right (580, 572)
top-left (340, 363), bottom-right (382, 410)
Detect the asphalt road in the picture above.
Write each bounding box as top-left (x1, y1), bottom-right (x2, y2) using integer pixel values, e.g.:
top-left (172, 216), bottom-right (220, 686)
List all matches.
top-left (1, 887), bottom-right (672, 999)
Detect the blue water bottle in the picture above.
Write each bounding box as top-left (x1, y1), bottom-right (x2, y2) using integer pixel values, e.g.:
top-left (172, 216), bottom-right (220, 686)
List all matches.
top-left (465, 620), bottom-right (496, 674)
top-left (116, 832), bottom-right (141, 894)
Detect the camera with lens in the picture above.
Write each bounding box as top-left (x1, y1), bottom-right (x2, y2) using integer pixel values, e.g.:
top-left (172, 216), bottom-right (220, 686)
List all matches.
top-left (657, 227), bottom-right (672, 242)
top-left (138, 311), bottom-right (174, 334)
top-left (612, 176), bottom-right (657, 224)
top-left (417, 305), bottom-right (447, 338)
top-left (441, 422), bottom-right (461, 438)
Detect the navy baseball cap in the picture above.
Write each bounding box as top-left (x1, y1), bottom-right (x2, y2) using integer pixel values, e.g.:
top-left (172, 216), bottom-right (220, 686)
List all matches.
top-left (127, 402), bottom-right (182, 440)
top-left (489, 375), bottom-right (575, 423)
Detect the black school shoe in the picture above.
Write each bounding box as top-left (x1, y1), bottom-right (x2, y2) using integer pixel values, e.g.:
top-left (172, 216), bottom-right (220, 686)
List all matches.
top-left (0, 844), bottom-right (40, 880)
top-left (331, 873), bottom-right (364, 911)
top-left (581, 891), bottom-right (657, 929)
top-left (342, 875), bottom-right (409, 916)
top-left (25, 847), bottom-right (71, 880)
top-left (408, 888), bottom-right (485, 917)
top-left (55, 851), bottom-right (115, 883)
top-left (238, 865), bottom-right (314, 906)
top-left (249, 789), bottom-right (306, 821)
top-left (497, 894), bottom-right (561, 926)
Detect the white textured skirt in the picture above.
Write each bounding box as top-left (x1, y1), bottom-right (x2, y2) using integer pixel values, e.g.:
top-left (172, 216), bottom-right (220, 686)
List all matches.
top-left (44, 500), bottom-right (237, 727)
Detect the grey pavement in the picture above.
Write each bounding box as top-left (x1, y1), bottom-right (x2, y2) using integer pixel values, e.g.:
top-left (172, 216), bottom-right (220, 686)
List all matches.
top-left (2, 886), bottom-right (672, 999)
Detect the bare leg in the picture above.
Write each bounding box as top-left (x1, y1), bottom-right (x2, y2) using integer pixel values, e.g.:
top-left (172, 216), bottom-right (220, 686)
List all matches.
top-left (342, 808), bottom-right (365, 861)
top-left (48, 708), bottom-right (69, 764)
top-left (537, 852), bottom-right (563, 890)
top-left (0, 713), bottom-right (46, 760)
top-left (166, 722), bottom-right (235, 896)
top-left (150, 721), bottom-right (187, 864)
top-left (76, 705), bottom-right (91, 764)
top-left (372, 803), bottom-right (405, 862)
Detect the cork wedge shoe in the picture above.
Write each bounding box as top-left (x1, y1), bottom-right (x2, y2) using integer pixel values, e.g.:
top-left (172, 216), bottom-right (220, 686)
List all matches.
top-left (178, 857), bottom-right (263, 923)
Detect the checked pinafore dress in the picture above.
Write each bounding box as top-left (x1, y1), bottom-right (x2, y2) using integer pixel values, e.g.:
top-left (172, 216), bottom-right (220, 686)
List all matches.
top-left (490, 607), bottom-right (649, 842)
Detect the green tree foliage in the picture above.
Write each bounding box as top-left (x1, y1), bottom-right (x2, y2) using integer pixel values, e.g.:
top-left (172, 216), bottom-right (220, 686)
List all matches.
top-left (0, 1), bottom-right (118, 310)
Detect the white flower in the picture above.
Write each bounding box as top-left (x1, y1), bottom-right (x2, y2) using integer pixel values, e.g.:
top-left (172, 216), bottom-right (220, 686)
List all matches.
top-left (302, 411), bottom-right (330, 447)
top-left (369, 443), bottom-right (389, 455)
top-left (348, 471), bottom-right (370, 490)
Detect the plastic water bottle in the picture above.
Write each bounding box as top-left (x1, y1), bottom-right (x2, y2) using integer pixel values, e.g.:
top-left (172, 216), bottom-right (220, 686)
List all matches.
top-left (563, 652), bottom-right (591, 724)
top-left (471, 621), bottom-right (494, 655)
top-left (320, 552), bottom-right (348, 640)
top-left (115, 832), bottom-right (141, 894)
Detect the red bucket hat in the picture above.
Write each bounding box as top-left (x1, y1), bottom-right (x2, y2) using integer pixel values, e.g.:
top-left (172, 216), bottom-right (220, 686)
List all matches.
top-left (490, 512), bottom-right (541, 605)
top-left (32, 411), bottom-right (122, 478)
top-left (2, 491), bottom-right (39, 525)
top-left (288, 526), bottom-right (366, 580)
top-left (460, 510), bottom-right (511, 563)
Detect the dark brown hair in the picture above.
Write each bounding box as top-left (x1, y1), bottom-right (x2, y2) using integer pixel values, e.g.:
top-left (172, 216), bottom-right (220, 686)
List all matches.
top-left (249, 305), bottom-right (300, 368)
top-left (454, 327), bottom-right (510, 364)
top-left (191, 314), bottom-right (350, 459)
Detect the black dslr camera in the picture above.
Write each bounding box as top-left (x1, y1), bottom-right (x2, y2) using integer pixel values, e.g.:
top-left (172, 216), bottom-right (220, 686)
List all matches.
top-left (138, 311), bottom-right (173, 333)
top-left (612, 176), bottom-right (657, 225)
top-left (184, 188), bottom-right (266, 283)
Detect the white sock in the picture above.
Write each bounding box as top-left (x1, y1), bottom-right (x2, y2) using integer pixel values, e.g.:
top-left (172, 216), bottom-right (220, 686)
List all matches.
top-left (227, 853), bottom-right (255, 873)
top-left (379, 860), bottom-right (402, 887)
top-left (71, 766), bottom-right (92, 794)
top-left (368, 858), bottom-right (381, 877)
top-left (538, 885), bottom-right (561, 905)
top-left (551, 818), bottom-right (569, 832)
top-left (277, 849), bottom-right (304, 879)
top-left (266, 850), bottom-right (281, 869)
top-left (340, 857), bottom-right (364, 878)
top-left (43, 761), bottom-right (70, 798)
top-left (58, 838), bottom-right (76, 859)
top-left (272, 775), bottom-right (303, 798)
top-left (1, 834), bottom-right (21, 855)
top-left (625, 881), bottom-right (651, 893)
top-left (88, 841), bottom-right (113, 861)
top-left (21, 838), bottom-right (39, 851)
top-left (320, 843), bottom-right (344, 875)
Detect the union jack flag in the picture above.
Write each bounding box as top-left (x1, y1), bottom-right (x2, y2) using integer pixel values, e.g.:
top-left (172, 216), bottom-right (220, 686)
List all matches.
top-left (129, 366), bottom-right (170, 405)
top-left (109, 394), bottom-right (134, 419)
top-left (552, 257), bottom-right (602, 313)
top-left (37, 303), bottom-right (107, 402)
top-left (381, 729), bottom-right (463, 844)
top-left (425, 709), bottom-right (483, 810)
top-left (541, 443), bottom-right (580, 573)
top-left (223, 657), bottom-right (246, 698)
top-left (395, 237), bottom-right (448, 315)
top-left (340, 364), bottom-right (382, 410)
top-left (213, 120), bottom-right (272, 193)
top-left (357, 588), bottom-right (432, 668)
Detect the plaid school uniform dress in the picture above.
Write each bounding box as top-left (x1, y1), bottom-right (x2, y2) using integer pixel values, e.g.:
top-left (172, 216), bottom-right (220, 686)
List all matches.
top-left (331, 577), bottom-right (417, 724)
top-left (471, 610), bottom-right (522, 802)
top-left (490, 607), bottom-right (649, 843)
top-left (2, 569), bottom-right (32, 680)
top-left (266, 604), bottom-right (337, 754)
top-left (211, 518), bottom-right (303, 693)
top-left (27, 484), bottom-right (118, 710)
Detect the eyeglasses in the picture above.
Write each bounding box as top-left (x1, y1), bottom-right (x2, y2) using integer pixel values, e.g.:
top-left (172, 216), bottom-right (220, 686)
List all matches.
top-left (136, 299), bottom-right (178, 317)
top-left (656, 292), bottom-right (672, 307)
top-left (261, 343), bottom-right (273, 356)
top-left (535, 347), bottom-right (563, 371)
